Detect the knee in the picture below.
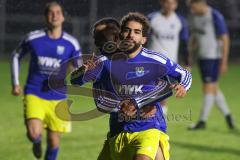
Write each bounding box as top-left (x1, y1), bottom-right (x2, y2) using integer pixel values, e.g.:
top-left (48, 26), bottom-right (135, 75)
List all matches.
top-left (47, 133), bottom-right (61, 148)
top-left (27, 128), bottom-right (41, 142)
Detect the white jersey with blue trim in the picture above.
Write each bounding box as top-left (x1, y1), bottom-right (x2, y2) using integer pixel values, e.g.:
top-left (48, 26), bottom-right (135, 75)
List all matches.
top-left (11, 29), bottom-right (82, 100)
top-left (148, 11), bottom-right (189, 62)
top-left (189, 7), bottom-right (228, 59)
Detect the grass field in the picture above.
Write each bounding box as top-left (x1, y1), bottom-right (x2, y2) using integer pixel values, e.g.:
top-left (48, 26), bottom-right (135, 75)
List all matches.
top-left (0, 61), bottom-right (239, 160)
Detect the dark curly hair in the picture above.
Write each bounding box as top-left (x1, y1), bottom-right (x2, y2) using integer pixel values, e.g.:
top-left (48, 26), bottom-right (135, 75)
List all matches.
top-left (120, 12), bottom-right (150, 37)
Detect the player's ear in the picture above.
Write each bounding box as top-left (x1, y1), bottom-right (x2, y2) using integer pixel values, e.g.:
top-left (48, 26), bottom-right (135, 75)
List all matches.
top-left (141, 37), bottom-right (147, 45)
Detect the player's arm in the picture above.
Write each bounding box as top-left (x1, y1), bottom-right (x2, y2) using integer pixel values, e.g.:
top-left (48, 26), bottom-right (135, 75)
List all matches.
top-left (178, 14), bottom-right (191, 68)
top-left (68, 40), bottom-right (83, 73)
top-left (92, 82), bottom-right (121, 113)
top-left (212, 10), bottom-right (229, 75)
top-left (70, 56), bottom-right (106, 86)
top-left (218, 34), bottom-right (230, 75)
top-left (11, 37), bottom-right (29, 96)
top-left (165, 58), bottom-right (192, 98)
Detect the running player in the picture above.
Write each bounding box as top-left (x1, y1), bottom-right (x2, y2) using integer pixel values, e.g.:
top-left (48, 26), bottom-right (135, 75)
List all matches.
top-left (11, 2), bottom-right (82, 159)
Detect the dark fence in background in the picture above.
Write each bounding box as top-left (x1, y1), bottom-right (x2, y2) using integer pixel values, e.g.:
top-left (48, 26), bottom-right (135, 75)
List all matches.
top-left (0, 0), bottom-right (239, 60)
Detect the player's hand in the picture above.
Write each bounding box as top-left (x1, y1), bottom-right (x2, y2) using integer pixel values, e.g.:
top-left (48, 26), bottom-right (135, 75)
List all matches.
top-left (140, 105), bottom-right (157, 118)
top-left (184, 66), bottom-right (192, 72)
top-left (119, 99), bottom-right (137, 117)
top-left (170, 84), bottom-right (186, 98)
top-left (219, 61), bottom-right (228, 75)
top-left (12, 85), bottom-right (22, 96)
top-left (83, 60), bottom-right (98, 72)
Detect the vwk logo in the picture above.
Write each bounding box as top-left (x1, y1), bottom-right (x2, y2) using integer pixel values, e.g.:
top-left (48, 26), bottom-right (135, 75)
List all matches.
top-left (57, 45), bottom-right (65, 55)
top-left (136, 67), bottom-right (145, 77)
top-left (119, 85), bottom-right (143, 95)
top-left (38, 56), bottom-right (62, 68)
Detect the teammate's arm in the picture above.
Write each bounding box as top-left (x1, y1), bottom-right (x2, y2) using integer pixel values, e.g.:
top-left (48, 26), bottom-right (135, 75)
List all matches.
top-left (70, 56), bottom-right (105, 85)
top-left (11, 37), bottom-right (29, 96)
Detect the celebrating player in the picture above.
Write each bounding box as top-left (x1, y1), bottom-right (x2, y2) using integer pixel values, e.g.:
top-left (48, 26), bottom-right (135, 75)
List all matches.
top-left (71, 12), bottom-right (192, 160)
top-left (11, 1), bottom-right (82, 160)
top-left (187, 0), bottom-right (235, 130)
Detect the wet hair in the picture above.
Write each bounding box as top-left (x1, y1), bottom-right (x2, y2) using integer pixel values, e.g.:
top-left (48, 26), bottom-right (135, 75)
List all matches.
top-left (120, 12), bottom-right (150, 37)
top-left (44, 1), bottom-right (65, 17)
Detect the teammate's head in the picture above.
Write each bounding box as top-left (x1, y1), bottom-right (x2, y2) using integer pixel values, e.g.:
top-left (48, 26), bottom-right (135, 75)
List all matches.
top-left (92, 17), bottom-right (121, 55)
top-left (120, 12), bottom-right (150, 53)
top-left (44, 1), bottom-right (65, 29)
top-left (159, 0), bottom-right (178, 14)
top-left (187, 0), bottom-right (207, 15)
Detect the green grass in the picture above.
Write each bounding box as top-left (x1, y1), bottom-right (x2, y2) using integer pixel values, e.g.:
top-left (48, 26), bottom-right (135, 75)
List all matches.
top-left (0, 61), bottom-right (239, 160)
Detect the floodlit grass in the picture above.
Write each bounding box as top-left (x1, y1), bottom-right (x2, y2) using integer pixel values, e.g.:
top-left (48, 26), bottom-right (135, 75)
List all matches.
top-left (0, 61), bottom-right (239, 160)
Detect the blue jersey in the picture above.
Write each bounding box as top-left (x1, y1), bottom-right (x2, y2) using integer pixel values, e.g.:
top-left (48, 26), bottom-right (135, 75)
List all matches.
top-left (11, 29), bottom-right (82, 100)
top-left (71, 47), bottom-right (192, 135)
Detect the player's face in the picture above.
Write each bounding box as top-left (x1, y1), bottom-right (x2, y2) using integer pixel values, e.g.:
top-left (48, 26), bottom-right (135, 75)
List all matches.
top-left (46, 5), bottom-right (65, 28)
top-left (160, 0), bottom-right (178, 13)
top-left (121, 21), bottom-right (146, 53)
top-left (190, 3), bottom-right (205, 15)
top-left (121, 21), bottom-right (146, 44)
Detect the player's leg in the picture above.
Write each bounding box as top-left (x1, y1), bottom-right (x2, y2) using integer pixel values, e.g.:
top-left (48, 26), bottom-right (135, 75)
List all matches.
top-left (154, 147), bottom-right (165, 160)
top-left (134, 154), bottom-right (152, 160)
top-left (44, 100), bottom-right (71, 160)
top-left (189, 59), bottom-right (217, 130)
top-left (215, 86), bottom-right (235, 129)
top-left (26, 119), bottom-right (43, 159)
top-left (24, 94), bottom-right (45, 159)
top-left (44, 130), bottom-right (61, 160)
top-left (97, 137), bottom-right (112, 160)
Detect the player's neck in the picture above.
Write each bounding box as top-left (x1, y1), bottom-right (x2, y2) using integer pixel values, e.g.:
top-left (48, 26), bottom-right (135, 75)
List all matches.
top-left (161, 10), bottom-right (173, 17)
top-left (128, 47), bottom-right (142, 59)
top-left (47, 27), bottom-right (62, 39)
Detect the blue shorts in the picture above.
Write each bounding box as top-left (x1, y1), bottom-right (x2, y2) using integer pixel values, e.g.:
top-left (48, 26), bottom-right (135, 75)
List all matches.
top-left (198, 59), bottom-right (220, 83)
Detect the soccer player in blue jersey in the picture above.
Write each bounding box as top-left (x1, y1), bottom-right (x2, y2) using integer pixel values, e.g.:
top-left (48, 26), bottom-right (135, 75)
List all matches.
top-left (11, 2), bottom-right (82, 160)
top-left (72, 13), bottom-right (192, 160)
top-left (148, 0), bottom-right (190, 116)
top-left (187, 0), bottom-right (235, 130)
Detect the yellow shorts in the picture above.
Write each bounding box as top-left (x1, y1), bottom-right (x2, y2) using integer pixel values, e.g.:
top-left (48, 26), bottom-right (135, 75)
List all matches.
top-left (23, 94), bottom-right (71, 133)
top-left (108, 129), bottom-right (170, 160)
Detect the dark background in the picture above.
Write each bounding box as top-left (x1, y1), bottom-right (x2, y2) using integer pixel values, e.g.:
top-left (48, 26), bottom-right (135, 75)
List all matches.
top-left (0, 0), bottom-right (239, 61)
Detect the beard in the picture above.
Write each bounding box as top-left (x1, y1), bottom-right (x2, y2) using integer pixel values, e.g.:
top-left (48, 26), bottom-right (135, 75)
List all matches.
top-left (119, 39), bottom-right (141, 55)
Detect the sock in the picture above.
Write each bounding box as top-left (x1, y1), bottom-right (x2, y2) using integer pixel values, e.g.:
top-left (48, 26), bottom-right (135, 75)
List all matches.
top-left (200, 94), bottom-right (215, 121)
top-left (45, 147), bottom-right (59, 160)
top-left (215, 90), bottom-right (230, 116)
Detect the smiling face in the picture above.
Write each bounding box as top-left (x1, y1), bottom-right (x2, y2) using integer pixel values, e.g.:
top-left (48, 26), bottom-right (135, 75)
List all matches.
top-left (45, 4), bottom-right (65, 29)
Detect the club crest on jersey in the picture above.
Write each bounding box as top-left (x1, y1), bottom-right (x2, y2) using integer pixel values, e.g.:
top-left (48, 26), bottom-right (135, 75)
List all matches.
top-left (57, 45), bottom-right (65, 55)
top-left (135, 67), bottom-right (144, 77)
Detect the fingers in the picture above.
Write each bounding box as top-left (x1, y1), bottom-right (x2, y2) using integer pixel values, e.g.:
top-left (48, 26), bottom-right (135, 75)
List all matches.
top-left (12, 85), bottom-right (22, 96)
top-left (120, 100), bottom-right (137, 117)
top-left (172, 84), bottom-right (187, 98)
